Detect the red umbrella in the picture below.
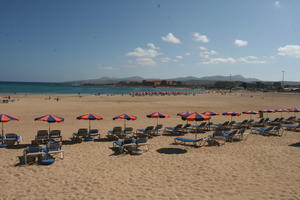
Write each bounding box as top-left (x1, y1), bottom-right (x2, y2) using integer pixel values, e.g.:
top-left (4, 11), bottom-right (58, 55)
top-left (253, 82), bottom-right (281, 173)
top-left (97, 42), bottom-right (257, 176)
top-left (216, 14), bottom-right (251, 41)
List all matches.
top-left (77, 114), bottom-right (103, 131)
top-left (259, 109), bottom-right (275, 117)
top-left (242, 111), bottom-right (259, 119)
top-left (113, 114), bottom-right (137, 129)
top-left (0, 114), bottom-right (19, 145)
top-left (222, 112), bottom-right (241, 121)
top-left (288, 108), bottom-right (300, 117)
top-left (177, 112), bottom-right (192, 117)
top-left (147, 112), bottom-right (169, 126)
top-left (182, 112), bottom-right (210, 121)
top-left (274, 108), bottom-right (288, 117)
top-left (34, 114), bottom-right (64, 133)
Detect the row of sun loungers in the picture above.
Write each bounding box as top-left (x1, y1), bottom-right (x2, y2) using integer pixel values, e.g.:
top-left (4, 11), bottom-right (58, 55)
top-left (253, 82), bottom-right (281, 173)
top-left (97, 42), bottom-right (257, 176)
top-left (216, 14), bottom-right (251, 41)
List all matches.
top-left (174, 128), bottom-right (249, 147)
top-left (19, 141), bottom-right (64, 165)
top-left (113, 136), bottom-right (149, 154)
top-left (0, 133), bottom-right (22, 146)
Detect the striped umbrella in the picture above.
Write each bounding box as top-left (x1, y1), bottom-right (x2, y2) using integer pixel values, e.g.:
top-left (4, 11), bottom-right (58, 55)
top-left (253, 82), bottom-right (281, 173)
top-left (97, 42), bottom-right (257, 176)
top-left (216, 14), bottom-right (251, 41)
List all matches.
top-left (201, 112), bottom-right (219, 116)
top-left (222, 112), bottom-right (241, 121)
top-left (0, 114), bottom-right (19, 145)
top-left (177, 112), bottom-right (192, 117)
top-left (259, 109), bottom-right (275, 117)
top-left (113, 114), bottom-right (137, 129)
top-left (34, 114), bottom-right (64, 134)
top-left (181, 112), bottom-right (211, 121)
top-left (288, 108), bottom-right (300, 117)
top-left (147, 112), bottom-right (169, 126)
top-left (242, 111), bottom-right (259, 119)
top-left (77, 114), bottom-right (103, 131)
top-left (274, 108), bottom-right (288, 117)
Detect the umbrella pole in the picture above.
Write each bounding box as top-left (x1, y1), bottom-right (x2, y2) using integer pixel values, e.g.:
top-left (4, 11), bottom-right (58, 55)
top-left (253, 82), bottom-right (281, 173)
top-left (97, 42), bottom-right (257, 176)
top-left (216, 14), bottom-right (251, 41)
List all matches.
top-left (157, 118), bottom-right (159, 126)
top-left (124, 119), bottom-right (126, 129)
top-left (48, 123), bottom-right (51, 140)
top-left (89, 120), bottom-right (91, 132)
top-left (1, 122), bottom-right (3, 142)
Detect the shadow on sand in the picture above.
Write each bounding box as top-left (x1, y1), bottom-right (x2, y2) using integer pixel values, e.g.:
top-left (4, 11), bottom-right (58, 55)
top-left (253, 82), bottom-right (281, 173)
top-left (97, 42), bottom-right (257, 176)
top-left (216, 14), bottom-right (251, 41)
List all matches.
top-left (289, 142), bottom-right (300, 147)
top-left (156, 148), bottom-right (187, 155)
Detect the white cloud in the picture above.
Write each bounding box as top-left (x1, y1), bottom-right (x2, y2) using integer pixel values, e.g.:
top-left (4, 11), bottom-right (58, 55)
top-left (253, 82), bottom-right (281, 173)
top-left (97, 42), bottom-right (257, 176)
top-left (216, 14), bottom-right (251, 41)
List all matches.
top-left (147, 43), bottom-right (159, 49)
top-left (199, 46), bottom-right (208, 51)
top-left (274, 1), bottom-right (281, 8)
top-left (161, 33), bottom-right (181, 44)
top-left (234, 39), bottom-right (248, 47)
top-left (202, 57), bottom-right (236, 64)
top-left (127, 43), bottom-right (161, 65)
top-left (239, 56), bottom-right (266, 64)
top-left (193, 32), bottom-right (209, 43)
top-left (176, 56), bottom-right (183, 59)
top-left (127, 47), bottom-right (160, 58)
top-left (160, 57), bottom-right (172, 63)
top-left (278, 45), bottom-right (300, 58)
top-left (199, 46), bottom-right (217, 58)
top-left (185, 52), bottom-right (191, 56)
top-left (136, 57), bottom-right (156, 65)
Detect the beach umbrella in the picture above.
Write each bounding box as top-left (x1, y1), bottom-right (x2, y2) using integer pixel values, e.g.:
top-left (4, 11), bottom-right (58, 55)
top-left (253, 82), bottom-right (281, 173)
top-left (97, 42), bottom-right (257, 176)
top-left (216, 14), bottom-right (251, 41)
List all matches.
top-left (181, 112), bottom-right (210, 138)
top-left (274, 108), bottom-right (288, 117)
top-left (0, 114), bottom-right (19, 145)
top-left (177, 112), bottom-right (192, 117)
top-left (201, 112), bottom-right (219, 116)
top-left (259, 109), bottom-right (275, 117)
top-left (147, 112), bottom-right (169, 126)
top-left (242, 111), bottom-right (259, 119)
top-left (113, 114), bottom-right (137, 129)
top-left (288, 108), bottom-right (300, 117)
top-left (34, 114), bottom-right (64, 134)
top-left (77, 114), bottom-right (103, 131)
top-left (222, 112), bottom-right (241, 121)
top-left (181, 112), bottom-right (211, 121)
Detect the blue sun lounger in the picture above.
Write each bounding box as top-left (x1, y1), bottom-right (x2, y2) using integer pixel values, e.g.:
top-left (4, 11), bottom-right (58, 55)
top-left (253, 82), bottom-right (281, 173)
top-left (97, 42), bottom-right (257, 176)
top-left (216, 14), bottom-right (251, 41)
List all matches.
top-left (174, 137), bottom-right (208, 147)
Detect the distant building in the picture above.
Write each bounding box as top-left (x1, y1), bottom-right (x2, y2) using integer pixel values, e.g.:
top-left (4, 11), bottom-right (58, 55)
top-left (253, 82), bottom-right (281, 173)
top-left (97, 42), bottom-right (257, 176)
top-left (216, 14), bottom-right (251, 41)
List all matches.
top-left (142, 80), bottom-right (181, 87)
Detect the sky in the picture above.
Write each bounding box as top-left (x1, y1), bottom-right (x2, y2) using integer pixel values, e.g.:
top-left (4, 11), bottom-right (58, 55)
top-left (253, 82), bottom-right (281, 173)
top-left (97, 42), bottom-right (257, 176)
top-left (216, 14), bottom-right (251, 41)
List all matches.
top-left (0, 0), bottom-right (300, 82)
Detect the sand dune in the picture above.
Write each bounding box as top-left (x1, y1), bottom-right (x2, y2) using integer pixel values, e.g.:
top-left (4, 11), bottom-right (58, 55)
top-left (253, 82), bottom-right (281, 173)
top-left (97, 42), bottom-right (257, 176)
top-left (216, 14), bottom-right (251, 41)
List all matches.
top-left (0, 92), bottom-right (300, 200)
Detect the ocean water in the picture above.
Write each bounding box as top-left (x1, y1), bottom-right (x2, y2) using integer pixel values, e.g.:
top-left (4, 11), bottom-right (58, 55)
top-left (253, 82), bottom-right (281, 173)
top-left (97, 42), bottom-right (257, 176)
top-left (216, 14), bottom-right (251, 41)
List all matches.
top-left (0, 82), bottom-right (205, 95)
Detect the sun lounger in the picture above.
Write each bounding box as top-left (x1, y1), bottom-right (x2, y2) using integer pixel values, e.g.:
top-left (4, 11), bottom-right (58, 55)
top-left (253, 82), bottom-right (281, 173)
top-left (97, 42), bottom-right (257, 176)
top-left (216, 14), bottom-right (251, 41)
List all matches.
top-left (113, 137), bottom-right (137, 154)
top-left (22, 145), bottom-right (45, 165)
top-left (107, 126), bottom-right (124, 140)
top-left (232, 128), bottom-right (249, 141)
top-left (136, 126), bottom-right (154, 137)
top-left (189, 122), bottom-right (207, 133)
top-left (124, 127), bottom-right (133, 135)
top-left (153, 124), bottom-right (163, 135)
top-left (164, 124), bottom-right (183, 135)
top-left (281, 116), bottom-right (296, 124)
top-left (251, 126), bottom-right (283, 136)
top-left (210, 121), bottom-right (229, 130)
top-left (4, 133), bottom-right (22, 146)
top-left (231, 120), bottom-right (248, 129)
top-left (135, 136), bottom-right (149, 151)
top-left (35, 130), bottom-right (49, 144)
top-left (174, 136), bottom-right (208, 147)
top-left (88, 129), bottom-right (100, 139)
top-left (282, 124), bottom-right (300, 131)
top-left (49, 130), bottom-right (62, 142)
top-left (46, 141), bottom-right (64, 159)
top-left (72, 128), bottom-right (88, 142)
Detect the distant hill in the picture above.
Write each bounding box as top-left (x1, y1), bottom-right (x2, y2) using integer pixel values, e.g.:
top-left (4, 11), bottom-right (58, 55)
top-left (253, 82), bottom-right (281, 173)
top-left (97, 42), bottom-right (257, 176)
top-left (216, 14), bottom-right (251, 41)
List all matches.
top-left (67, 75), bottom-right (261, 85)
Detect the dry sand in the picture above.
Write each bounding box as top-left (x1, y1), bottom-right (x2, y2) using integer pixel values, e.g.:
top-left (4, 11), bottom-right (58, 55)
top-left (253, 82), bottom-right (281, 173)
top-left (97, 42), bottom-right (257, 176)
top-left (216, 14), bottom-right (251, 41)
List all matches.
top-left (0, 92), bottom-right (300, 200)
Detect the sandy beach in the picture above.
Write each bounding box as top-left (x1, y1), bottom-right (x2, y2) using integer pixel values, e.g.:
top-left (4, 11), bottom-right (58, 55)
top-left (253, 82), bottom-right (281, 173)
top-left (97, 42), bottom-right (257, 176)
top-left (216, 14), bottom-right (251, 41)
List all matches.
top-left (0, 92), bottom-right (300, 200)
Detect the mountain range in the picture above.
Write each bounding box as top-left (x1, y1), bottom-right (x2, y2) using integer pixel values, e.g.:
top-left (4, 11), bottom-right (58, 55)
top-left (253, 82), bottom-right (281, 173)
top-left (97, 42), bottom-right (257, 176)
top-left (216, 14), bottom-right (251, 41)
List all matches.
top-left (69, 75), bottom-right (261, 84)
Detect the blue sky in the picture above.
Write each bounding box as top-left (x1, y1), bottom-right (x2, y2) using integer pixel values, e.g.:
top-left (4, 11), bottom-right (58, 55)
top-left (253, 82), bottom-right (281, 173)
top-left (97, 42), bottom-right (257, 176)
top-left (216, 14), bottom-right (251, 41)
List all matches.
top-left (0, 0), bottom-right (300, 82)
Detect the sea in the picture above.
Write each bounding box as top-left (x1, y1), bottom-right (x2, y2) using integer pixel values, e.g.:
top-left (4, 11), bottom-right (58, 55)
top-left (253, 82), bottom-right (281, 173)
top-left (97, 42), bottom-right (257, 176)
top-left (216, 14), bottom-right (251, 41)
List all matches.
top-left (0, 82), bottom-right (206, 95)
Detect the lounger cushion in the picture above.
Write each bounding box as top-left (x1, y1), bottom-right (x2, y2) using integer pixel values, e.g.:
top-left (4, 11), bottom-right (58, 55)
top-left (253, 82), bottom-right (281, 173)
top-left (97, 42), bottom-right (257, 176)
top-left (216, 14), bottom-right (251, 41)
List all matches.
top-left (175, 137), bottom-right (200, 142)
